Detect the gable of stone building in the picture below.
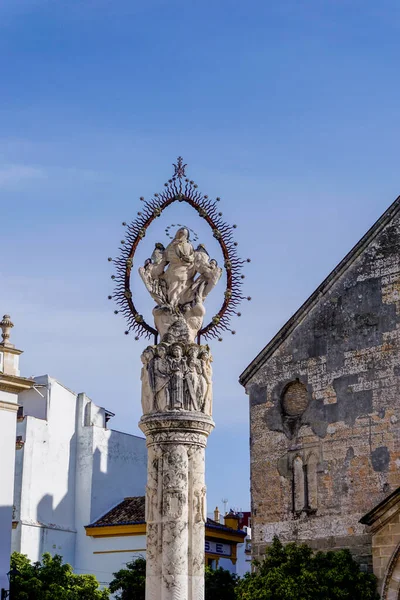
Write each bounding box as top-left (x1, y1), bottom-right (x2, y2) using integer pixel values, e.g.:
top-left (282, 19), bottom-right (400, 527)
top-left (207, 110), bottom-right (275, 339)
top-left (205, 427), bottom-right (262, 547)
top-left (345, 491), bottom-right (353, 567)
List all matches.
top-left (244, 196), bottom-right (400, 554)
top-left (244, 195), bottom-right (400, 439)
top-left (241, 194), bottom-right (400, 390)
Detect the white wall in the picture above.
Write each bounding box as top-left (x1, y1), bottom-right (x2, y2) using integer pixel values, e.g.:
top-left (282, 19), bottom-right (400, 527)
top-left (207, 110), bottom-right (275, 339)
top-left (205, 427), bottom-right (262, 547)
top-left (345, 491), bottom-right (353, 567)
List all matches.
top-left (12, 376), bottom-right (147, 587)
top-left (90, 428), bottom-right (147, 523)
top-left (0, 390), bottom-right (18, 592)
top-left (18, 377), bottom-right (48, 420)
top-left (74, 396), bottom-right (147, 579)
top-left (12, 377), bottom-right (78, 564)
top-left (18, 525), bottom-right (76, 566)
top-left (79, 534), bottom-right (146, 587)
top-left (236, 526), bottom-right (252, 577)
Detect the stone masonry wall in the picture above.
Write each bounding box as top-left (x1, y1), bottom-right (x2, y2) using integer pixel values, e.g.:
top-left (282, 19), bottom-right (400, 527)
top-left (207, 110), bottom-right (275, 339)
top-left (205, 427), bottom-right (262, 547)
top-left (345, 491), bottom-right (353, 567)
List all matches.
top-left (371, 510), bottom-right (400, 596)
top-left (246, 209), bottom-right (400, 567)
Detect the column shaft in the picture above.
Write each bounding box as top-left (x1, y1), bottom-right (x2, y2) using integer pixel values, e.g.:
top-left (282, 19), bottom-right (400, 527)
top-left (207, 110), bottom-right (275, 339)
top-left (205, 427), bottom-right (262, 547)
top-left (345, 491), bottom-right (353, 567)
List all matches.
top-left (140, 412), bottom-right (214, 600)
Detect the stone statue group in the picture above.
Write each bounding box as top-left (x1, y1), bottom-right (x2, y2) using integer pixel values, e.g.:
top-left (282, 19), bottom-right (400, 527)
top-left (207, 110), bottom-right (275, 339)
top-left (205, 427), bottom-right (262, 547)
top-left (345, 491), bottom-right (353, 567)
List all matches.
top-left (139, 226), bottom-right (222, 343)
top-left (141, 342), bottom-right (213, 416)
top-left (138, 225), bottom-right (220, 417)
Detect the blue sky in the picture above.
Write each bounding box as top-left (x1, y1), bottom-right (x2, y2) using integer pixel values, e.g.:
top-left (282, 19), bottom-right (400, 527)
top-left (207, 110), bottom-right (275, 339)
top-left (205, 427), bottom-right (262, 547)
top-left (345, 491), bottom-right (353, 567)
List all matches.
top-left (1, 0), bottom-right (400, 517)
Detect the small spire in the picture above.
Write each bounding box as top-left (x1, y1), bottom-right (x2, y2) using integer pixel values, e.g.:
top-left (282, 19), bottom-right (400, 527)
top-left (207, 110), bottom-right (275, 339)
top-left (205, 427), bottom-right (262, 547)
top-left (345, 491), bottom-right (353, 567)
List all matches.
top-left (173, 156), bottom-right (187, 179)
top-left (0, 314), bottom-right (14, 347)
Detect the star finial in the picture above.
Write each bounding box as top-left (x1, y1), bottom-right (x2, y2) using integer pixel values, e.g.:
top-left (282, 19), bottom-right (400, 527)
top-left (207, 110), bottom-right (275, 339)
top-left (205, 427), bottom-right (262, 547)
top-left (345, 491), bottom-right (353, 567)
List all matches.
top-left (173, 157), bottom-right (187, 179)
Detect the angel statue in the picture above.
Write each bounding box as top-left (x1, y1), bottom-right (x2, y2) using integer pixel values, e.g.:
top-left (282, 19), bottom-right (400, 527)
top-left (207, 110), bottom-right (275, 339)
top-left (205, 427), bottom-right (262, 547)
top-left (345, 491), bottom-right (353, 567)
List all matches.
top-left (192, 245), bottom-right (222, 301)
top-left (138, 243), bottom-right (167, 305)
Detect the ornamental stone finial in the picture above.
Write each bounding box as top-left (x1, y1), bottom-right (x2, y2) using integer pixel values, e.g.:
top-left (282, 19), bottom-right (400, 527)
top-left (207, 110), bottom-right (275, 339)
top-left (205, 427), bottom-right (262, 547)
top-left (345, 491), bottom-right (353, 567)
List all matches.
top-left (0, 314), bottom-right (14, 347)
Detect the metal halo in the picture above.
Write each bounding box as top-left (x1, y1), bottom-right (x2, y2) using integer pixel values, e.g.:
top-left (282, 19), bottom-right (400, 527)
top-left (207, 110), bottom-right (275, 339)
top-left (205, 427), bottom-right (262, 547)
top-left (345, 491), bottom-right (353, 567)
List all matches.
top-left (165, 224), bottom-right (199, 242)
top-left (110, 158), bottom-right (250, 343)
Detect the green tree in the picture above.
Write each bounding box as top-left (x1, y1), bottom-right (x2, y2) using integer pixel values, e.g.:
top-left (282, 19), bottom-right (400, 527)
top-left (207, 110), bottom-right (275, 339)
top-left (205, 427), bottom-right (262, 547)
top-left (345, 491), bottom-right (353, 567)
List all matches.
top-left (10, 552), bottom-right (109, 600)
top-left (205, 566), bottom-right (238, 600)
top-left (109, 557), bottom-right (146, 600)
top-left (235, 537), bottom-right (380, 600)
top-left (108, 559), bottom-right (238, 600)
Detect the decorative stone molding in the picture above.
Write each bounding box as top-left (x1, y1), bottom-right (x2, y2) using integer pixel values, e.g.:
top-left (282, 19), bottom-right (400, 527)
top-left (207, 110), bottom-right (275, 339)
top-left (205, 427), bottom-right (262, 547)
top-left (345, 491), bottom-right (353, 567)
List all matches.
top-left (0, 399), bottom-right (19, 412)
top-left (140, 412), bottom-right (214, 447)
top-left (0, 374), bottom-right (34, 394)
top-left (381, 542), bottom-right (400, 600)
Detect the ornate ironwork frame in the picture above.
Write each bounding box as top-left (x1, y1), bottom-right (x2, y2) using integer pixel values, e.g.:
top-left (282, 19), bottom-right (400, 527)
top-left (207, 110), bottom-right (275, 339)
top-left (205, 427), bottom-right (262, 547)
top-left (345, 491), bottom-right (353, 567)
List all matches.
top-left (110, 158), bottom-right (250, 343)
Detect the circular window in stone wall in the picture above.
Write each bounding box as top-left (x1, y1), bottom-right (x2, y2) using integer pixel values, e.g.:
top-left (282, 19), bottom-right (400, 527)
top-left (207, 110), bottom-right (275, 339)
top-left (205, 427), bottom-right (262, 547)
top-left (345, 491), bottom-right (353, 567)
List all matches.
top-left (281, 380), bottom-right (309, 417)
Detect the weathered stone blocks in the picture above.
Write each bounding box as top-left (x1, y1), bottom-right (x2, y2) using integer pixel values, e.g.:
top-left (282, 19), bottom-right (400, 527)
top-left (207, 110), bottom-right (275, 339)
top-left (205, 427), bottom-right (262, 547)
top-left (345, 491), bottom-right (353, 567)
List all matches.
top-left (241, 201), bottom-right (400, 568)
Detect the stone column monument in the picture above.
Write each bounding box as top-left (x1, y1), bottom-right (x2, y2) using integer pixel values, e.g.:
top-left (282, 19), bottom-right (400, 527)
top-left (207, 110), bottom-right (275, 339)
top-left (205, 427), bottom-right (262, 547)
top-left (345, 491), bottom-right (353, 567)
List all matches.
top-left (138, 227), bottom-right (219, 600)
top-left (110, 158), bottom-right (248, 600)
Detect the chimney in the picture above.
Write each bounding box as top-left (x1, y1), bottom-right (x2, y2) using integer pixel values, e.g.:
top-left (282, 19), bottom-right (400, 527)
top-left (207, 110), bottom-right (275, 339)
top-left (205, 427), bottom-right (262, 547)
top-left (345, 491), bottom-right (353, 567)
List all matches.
top-left (224, 511), bottom-right (240, 530)
top-left (214, 506), bottom-right (220, 523)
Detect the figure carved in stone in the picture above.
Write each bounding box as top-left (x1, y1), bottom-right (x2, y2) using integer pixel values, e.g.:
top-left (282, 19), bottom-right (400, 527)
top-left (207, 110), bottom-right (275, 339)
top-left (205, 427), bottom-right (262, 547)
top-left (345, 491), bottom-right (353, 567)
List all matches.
top-left (168, 343), bottom-right (186, 410)
top-left (139, 243), bottom-right (167, 305)
top-left (153, 344), bottom-right (170, 411)
top-left (181, 284), bottom-right (206, 343)
top-left (141, 346), bottom-right (155, 414)
top-left (139, 226), bottom-right (222, 343)
top-left (199, 349), bottom-right (213, 415)
top-left (185, 346), bottom-right (202, 411)
top-left (193, 485), bottom-right (207, 523)
top-left (139, 342), bottom-right (213, 417)
top-left (162, 227), bottom-right (196, 308)
top-left (146, 484), bottom-right (158, 522)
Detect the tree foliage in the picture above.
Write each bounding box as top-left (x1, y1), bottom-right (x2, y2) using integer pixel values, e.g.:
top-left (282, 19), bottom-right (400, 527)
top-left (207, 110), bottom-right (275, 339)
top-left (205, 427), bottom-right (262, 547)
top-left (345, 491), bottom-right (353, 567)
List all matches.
top-left (108, 559), bottom-right (237, 600)
top-left (235, 536), bottom-right (380, 600)
top-left (109, 557), bottom-right (146, 600)
top-left (205, 566), bottom-right (238, 600)
top-left (10, 552), bottom-right (109, 600)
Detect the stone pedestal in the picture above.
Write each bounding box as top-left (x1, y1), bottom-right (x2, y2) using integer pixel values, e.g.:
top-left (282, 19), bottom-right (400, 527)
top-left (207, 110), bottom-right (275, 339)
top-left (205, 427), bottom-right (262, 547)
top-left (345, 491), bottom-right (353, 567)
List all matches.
top-left (139, 411), bottom-right (214, 600)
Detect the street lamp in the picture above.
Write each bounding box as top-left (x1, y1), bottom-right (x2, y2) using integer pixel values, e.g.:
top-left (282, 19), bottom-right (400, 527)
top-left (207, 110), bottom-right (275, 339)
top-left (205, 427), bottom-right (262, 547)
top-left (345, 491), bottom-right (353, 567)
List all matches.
top-left (1, 567), bottom-right (20, 600)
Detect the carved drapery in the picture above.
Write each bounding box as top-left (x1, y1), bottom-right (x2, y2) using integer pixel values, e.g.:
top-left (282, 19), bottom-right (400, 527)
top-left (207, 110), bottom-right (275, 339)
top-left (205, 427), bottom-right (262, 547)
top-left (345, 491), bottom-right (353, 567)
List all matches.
top-left (141, 342), bottom-right (213, 418)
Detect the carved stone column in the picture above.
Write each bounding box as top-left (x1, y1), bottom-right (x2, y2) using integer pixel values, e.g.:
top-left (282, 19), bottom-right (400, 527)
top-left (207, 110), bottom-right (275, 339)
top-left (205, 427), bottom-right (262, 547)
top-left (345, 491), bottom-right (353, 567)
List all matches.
top-left (140, 411), bottom-right (214, 600)
top-left (109, 160), bottom-right (246, 600)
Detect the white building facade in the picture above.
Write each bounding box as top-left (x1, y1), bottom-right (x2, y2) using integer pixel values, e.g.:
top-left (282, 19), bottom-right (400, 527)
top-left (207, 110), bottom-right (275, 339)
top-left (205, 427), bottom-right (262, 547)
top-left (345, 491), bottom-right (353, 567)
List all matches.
top-left (0, 316), bottom-right (34, 595)
top-left (236, 524), bottom-right (251, 577)
top-left (12, 374), bottom-right (147, 586)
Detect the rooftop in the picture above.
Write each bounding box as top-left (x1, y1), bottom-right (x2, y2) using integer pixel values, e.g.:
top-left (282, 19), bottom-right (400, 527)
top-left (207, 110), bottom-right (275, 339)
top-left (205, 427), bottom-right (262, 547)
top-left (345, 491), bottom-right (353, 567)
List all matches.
top-left (87, 496), bottom-right (246, 538)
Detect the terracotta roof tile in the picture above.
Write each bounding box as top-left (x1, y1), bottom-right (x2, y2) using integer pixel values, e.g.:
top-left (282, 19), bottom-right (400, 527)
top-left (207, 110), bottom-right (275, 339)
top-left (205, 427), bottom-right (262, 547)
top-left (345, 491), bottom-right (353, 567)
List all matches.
top-left (89, 496), bottom-right (145, 527)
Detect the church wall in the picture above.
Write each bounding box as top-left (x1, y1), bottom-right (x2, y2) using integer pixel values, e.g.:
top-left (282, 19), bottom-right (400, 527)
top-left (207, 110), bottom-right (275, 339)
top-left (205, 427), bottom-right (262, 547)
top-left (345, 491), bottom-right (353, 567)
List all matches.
top-left (246, 212), bottom-right (400, 566)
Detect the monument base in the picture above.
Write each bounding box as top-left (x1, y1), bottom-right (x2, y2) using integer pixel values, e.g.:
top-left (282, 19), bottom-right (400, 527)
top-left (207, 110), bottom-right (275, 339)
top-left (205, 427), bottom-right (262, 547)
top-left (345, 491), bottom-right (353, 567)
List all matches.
top-left (139, 411), bottom-right (215, 600)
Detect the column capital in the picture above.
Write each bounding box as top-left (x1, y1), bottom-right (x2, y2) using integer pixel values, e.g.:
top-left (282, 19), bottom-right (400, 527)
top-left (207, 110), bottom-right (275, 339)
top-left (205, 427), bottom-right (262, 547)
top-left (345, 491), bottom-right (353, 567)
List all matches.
top-left (139, 411), bottom-right (214, 447)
